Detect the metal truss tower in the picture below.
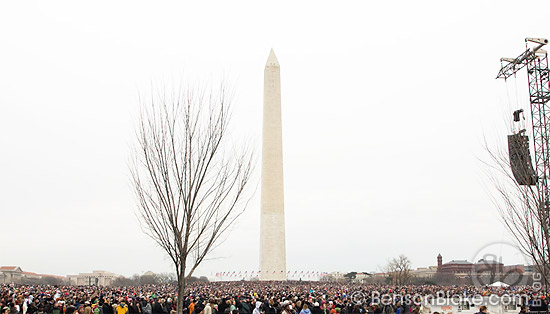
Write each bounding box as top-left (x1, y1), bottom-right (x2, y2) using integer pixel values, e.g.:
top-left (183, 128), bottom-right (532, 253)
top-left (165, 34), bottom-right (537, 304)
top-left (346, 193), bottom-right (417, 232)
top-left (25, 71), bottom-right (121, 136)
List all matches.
top-left (497, 38), bottom-right (550, 212)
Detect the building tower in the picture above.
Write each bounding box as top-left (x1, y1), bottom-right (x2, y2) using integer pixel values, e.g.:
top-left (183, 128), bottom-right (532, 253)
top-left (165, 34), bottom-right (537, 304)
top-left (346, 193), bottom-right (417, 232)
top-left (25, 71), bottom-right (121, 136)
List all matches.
top-left (437, 254), bottom-right (443, 268)
top-left (260, 49), bottom-right (287, 281)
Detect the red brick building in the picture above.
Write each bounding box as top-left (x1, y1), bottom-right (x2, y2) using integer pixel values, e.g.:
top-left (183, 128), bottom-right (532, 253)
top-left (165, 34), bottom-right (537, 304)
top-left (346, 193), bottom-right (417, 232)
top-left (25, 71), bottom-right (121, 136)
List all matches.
top-left (436, 255), bottom-right (504, 275)
top-left (437, 259), bottom-right (474, 274)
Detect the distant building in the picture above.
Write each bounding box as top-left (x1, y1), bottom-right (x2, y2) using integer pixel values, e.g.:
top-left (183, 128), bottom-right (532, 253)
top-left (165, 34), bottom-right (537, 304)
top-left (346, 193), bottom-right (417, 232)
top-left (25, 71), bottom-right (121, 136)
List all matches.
top-left (0, 266), bottom-right (65, 284)
top-left (353, 272), bottom-right (373, 283)
top-left (524, 265), bottom-right (535, 273)
top-left (0, 266), bottom-right (23, 284)
top-left (67, 270), bottom-right (120, 286)
top-left (22, 271), bottom-right (42, 280)
top-left (412, 266), bottom-right (438, 278)
top-left (438, 260), bottom-right (474, 274)
top-left (328, 271), bottom-right (345, 281)
top-left (436, 254), bottom-right (507, 277)
top-left (475, 259), bottom-right (504, 274)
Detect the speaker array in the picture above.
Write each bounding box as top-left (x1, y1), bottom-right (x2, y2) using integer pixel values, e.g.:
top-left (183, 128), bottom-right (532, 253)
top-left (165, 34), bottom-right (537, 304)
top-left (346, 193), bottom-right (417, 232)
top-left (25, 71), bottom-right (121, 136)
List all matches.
top-left (508, 134), bottom-right (537, 185)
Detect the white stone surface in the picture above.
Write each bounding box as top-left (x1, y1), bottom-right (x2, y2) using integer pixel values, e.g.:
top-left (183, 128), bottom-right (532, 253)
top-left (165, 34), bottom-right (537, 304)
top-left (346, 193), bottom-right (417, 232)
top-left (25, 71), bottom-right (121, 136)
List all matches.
top-left (260, 49), bottom-right (287, 281)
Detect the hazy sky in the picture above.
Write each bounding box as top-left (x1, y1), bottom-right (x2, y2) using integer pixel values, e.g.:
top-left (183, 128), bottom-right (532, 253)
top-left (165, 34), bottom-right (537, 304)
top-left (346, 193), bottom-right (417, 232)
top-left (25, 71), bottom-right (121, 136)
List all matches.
top-left (0, 0), bottom-right (547, 278)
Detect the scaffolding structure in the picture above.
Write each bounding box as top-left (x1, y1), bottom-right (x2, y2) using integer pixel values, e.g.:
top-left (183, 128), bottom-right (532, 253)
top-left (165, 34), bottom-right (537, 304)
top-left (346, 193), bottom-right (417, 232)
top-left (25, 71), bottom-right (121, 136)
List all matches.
top-left (497, 38), bottom-right (550, 213)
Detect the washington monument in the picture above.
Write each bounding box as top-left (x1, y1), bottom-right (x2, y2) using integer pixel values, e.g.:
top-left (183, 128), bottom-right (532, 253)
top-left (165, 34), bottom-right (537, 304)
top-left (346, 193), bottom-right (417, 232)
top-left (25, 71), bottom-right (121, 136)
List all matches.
top-left (260, 49), bottom-right (287, 281)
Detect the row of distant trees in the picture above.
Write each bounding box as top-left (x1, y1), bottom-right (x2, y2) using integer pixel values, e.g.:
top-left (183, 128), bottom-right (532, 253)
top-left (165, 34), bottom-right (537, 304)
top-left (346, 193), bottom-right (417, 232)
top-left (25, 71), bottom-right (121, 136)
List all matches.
top-left (337, 254), bottom-right (413, 284)
top-left (328, 254), bottom-right (413, 284)
top-left (19, 273), bottom-right (208, 287)
top-left (20, 276), bottom-right (65, 286)
top-left (112, 273), bottom-right (208, 286)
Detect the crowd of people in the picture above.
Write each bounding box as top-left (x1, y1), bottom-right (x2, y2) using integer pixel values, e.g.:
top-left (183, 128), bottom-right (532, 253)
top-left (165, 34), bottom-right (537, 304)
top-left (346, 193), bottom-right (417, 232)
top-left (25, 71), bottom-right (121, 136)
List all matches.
top-left (1, 282), bottom-right (548, 314)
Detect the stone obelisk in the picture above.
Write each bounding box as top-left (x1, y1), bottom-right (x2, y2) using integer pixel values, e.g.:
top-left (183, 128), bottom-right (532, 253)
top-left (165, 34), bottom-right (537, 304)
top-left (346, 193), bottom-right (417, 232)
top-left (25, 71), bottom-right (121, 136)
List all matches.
top-left (260, 49), bottom-right (287, 281)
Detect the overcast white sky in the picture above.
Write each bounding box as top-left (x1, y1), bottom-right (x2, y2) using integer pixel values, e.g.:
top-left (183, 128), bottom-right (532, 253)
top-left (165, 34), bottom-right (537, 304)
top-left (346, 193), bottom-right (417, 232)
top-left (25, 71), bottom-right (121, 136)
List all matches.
top-left (0, 0), bottom-right (547, 278)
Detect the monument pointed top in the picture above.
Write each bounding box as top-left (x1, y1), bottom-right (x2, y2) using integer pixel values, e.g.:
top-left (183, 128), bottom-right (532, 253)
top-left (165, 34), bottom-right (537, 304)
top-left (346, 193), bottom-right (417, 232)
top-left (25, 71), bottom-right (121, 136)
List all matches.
top-left (266, 49), bottom-right (279, 67)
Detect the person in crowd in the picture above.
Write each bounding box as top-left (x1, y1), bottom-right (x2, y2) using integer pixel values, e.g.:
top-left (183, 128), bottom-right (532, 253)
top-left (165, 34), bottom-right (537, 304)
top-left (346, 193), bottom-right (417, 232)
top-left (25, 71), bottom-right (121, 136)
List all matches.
top-left (300, 304), bottom-right (311, 314)
top-left (238, 299), bottom-right (250, 314)
top-left (116, 300), bottom-right (128, 314)
top-left (189, 300), bottom-right (196, 314)
top-left (518, 305), bottom-right (528, 314)
top-left (92, 300), bottom-right (102, 314)
top-left (253, 302), bottom-right (262, 314)
top-left (281, 302), bottom-right (292, 314)
top-left (152, 299), bottom-right (163, 314)
top-left (84, 302), bottom-right (93, 314)
top-left (476, 306), bottom-right (487, 314)
top-left (203, 301), bottom-right (213, 314)
top-left (128, 300), bottom-right (140, 314)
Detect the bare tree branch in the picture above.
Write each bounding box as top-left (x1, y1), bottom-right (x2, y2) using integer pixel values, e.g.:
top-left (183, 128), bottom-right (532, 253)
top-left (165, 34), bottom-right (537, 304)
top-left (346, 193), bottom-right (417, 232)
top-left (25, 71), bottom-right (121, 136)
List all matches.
top-left (484, 138), bottom-right (550, 286)
top-left (130, 82), bottom-right (254, 314)
top-left (385, 254), bottom-right (411, 285)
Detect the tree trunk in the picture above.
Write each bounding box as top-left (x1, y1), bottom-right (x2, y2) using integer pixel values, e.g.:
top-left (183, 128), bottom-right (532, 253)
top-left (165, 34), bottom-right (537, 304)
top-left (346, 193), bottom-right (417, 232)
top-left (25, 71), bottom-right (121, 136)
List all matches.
top-left (176, 274), bottom-right (186, 314)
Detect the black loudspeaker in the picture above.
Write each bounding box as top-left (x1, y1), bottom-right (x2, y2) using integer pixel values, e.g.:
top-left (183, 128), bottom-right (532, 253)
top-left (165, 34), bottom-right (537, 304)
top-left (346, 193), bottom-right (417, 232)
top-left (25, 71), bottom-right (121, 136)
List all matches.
top-left (508, 133), bottom-right (537, 186)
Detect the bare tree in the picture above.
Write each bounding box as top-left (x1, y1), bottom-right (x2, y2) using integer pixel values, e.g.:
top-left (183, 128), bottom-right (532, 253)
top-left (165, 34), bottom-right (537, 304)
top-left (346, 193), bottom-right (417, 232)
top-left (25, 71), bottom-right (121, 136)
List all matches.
top-left (130, 83), bottom-right (253, 314)
top-left (385, 254), bottom-right (411, 285)
top-left (343, 272), bottom-right (357, 281)
top-left (112, 276), bottom-right (138, 287)
top-left (155, 272), bottom-right (177, 284)
top-left (139, 273), bottom-right (156, 285)
top-left (485, 140), bottom-right (550, 287)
